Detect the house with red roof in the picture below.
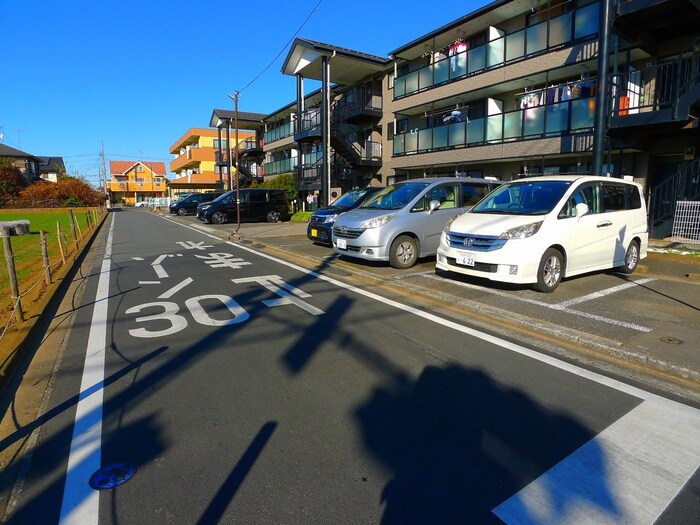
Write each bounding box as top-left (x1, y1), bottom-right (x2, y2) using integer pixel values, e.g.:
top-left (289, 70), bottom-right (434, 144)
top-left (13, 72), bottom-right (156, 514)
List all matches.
top-left (108, 160), bottom-right (168, 206)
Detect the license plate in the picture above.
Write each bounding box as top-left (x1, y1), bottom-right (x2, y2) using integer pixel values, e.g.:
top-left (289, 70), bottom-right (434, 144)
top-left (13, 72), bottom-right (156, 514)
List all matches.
top-left (337, 238), bottom-right (347, 250)
top-left (311, 228), bottom-right (318, 237)
top-left (456, 251), bottom-right (475, 266)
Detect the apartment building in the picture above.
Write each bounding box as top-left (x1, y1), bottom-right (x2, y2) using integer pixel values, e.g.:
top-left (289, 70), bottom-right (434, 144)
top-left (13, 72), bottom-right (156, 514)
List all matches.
top-left (208, 111), bottom-right (266, 191)
top-left (169, 126), bottom-right (259, 197)
top-left (270, 0), bottom-right (699, 238)
top-left (108, 160), bottom-right (167, 206)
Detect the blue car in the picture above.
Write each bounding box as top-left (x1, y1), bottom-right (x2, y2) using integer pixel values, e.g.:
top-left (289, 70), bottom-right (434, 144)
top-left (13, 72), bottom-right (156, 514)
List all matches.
top-left (307, 187), bottom-right (383, 245)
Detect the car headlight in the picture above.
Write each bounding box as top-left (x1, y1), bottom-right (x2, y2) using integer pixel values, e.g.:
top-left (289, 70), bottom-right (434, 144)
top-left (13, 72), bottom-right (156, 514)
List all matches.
top-left (499, 221), bottom-right (543, 239)
top-left (199, 205), bottom-right (210, 211)
top-left (360, 213), bottom-right (395, 229)
top-left (323, 214), bottom-right (338, 224)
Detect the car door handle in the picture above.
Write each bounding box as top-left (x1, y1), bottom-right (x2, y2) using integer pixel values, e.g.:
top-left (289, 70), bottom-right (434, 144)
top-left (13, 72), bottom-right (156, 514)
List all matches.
top-left (597, 221), bottom-right (613, 228)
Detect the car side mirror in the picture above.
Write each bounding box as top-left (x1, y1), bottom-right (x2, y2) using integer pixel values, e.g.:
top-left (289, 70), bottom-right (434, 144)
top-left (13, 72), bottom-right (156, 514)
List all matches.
top-left (428, 199), bottom-right (441, 213)
top-left (575, 202), bottom-right (589, 218)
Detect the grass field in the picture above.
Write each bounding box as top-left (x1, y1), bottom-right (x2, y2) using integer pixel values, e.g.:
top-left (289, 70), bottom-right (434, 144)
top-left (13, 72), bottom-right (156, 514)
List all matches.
top-left (0, 208), bottom-right (101, 333)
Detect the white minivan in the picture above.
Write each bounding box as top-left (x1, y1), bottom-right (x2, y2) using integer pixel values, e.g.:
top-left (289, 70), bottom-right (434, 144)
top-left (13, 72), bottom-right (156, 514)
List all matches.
top-left (436, 175), bottom-right (649, 292)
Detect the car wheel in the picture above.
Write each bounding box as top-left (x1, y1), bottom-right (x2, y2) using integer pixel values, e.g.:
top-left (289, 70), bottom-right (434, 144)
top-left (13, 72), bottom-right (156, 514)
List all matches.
top-left (618, 240), bottom-right (640, 274)
top-left (177, 208), bottom-right (187, 216)
top-left (389, 235), bottom-right (418, 269)
top-left (267, 210), bottom-right (280, 223)
top-left (211, 211), bottom-right (227, 225)
top-left (533, 248), bottom-right (563, 293)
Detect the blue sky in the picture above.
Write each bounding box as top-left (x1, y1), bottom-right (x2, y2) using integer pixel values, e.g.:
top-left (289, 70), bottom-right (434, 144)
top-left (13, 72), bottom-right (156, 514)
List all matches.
top-left (1, 0), bottom-right (487, 186)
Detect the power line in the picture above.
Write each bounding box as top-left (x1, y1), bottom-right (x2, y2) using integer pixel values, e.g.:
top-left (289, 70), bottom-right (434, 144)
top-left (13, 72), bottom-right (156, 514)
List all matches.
top-left (238, 0), bottom-right (323, 94)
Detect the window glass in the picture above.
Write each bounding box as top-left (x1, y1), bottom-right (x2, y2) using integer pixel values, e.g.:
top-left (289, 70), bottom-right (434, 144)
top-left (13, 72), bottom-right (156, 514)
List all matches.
top-left (601, 184), bottom-right (626, 211)
top-left (559, 184), bottom-right (597, 218)
top-left (462, 183), bottom-right (489, 206)
top-left (362, 182), bottom-right (430, 210)
top-left (249, 191), bottom-right (267, 203)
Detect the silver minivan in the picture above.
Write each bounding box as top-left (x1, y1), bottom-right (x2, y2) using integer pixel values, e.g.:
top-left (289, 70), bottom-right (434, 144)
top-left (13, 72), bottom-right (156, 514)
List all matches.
top-left (332, 177), bottom-right (501, 268)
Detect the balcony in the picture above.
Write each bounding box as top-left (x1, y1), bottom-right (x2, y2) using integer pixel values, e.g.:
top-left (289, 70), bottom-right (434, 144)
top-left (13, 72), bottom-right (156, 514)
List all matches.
top-left (393, 96), bottom-right (596, 156)
top-left (335, 89), bottom-right (383, 123)
top-left (264, 157), bottom-right (298, 176)
top-left (264, 121), bottom-right (295, 144)
top-left (294, 109), bottom-right (323, 142)
top-left (393, 2), bottom-right (600, 99)
top-left (608, 42), bottom-right (700, 140)
top-left (170, 147), bottom-right (214, 172)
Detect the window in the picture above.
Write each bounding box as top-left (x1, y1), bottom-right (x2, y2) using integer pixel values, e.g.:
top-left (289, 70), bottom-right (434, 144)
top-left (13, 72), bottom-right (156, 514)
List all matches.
top-left (462, 183), bottom-right (489, 206)
top-left (249, 191), bottom-right (267, 203)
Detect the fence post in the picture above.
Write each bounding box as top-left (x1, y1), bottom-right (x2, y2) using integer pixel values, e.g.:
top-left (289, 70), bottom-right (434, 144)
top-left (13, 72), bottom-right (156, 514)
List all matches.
top-left (57, 221), bottom-right (66, 265)
top-left (68, 209), bottom-right (79, 251)
top-left (40, 230), bottom-right (52, 285)
top-left (1, 226), bottom-right (24, 323)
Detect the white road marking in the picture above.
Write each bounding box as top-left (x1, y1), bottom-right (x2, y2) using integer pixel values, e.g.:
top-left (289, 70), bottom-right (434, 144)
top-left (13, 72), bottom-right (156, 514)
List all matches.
top-left (552, 278), bottom-right (656, 309)
top-left (59, 217), bottom-right (114, 525)
top-left (422, 273), bottom-right (653, 332)
top-left (493, 400), bottom-right (700, 524)
top-left (188, 224), bottom-right (215, 233)
top-left (159, 277), bottom-right (193, 299)
top-left (151, 254), bottom-right (172, 278)
top-left (161, 215), bottom-right (700, 521)
top-left (138, 281), bottom-right (161, 285)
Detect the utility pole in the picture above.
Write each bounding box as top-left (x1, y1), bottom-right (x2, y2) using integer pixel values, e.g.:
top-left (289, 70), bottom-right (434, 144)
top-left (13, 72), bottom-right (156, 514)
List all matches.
top-left (228, 91), bottom-right (241, 229)
top-left (101, 141), bottom-right (110, 208)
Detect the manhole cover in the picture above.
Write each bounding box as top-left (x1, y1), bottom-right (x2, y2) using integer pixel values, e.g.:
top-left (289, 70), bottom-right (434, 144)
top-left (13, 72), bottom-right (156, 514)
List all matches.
top-left (89, 462), bottom-right (136, 490)
top-left (659, 336), bottom-right (683, 345)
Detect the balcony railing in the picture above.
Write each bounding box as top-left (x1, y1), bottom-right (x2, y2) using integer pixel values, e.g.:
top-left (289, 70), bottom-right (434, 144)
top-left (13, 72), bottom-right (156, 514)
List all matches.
top-left (394, 2), bottom-right (600, 99)
top-left (393, 96), bottom-right (595, 155)
top-left (264, 157), bottom-right (298, 176)
top-left (264, 121), bottom-right (295, 143)
top-left (610, 39), bottom-right (700, 118)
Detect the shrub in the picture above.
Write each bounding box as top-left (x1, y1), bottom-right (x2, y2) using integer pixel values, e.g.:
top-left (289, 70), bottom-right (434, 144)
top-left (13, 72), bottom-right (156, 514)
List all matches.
top-left (17, 176), bottom-right (103, 207)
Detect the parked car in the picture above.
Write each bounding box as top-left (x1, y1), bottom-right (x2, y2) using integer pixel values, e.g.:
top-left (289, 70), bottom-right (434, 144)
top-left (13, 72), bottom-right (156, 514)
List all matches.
top-left (436, 175), bottom-right (649, 292)
top-left (169, 192), bottom-right (224, 216)
top-left (307, 187), bottom-right (383, 245)
top-left (197, 188), bottom-right (290, 224)
top-left (332, 177), bottom-right (501, 269)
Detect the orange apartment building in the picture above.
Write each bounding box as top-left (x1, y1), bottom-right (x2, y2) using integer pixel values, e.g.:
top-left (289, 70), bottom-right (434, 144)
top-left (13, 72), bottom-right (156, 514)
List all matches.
top-left (169, 127), bottom-right (256, 196)
top-left (108, 160), bottom-right (167, 206)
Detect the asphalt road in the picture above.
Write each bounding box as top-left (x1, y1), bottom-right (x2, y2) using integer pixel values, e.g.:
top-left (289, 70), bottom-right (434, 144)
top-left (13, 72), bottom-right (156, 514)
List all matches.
top-left (2, 209), bottom-right (699, 524)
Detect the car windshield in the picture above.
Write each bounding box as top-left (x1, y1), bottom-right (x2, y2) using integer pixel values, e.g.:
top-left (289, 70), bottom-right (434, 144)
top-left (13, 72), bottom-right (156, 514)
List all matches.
top-left (210, 191), bottom-right (234, 204)
top-left (330, 189), bottom-right (372, 207)
top-left (360, 182), bottom-right (430, 210)
top-left (471, 180), bottom-right (572, 215)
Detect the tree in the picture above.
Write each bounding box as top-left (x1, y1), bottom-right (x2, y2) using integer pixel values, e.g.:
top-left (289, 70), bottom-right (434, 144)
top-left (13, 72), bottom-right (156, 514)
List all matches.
top-left (0, 158), bottom-right (27, 204)
top-left (17, 175), bottom-right (103, 207)
top-left (253, 173), bottom-right (298, 202)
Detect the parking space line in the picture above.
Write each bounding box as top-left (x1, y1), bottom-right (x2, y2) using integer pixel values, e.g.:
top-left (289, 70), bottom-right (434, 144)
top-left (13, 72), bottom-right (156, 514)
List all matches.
top-left (421, 274), bottom-right (653, 332)
top-left (552, 278), bottom-right (656, 309)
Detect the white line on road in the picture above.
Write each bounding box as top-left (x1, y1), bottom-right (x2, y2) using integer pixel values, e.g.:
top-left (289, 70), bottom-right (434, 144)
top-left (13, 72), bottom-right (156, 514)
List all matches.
top-left (421, 273), bottom-right (654, 332)
top-left (159, 277), bottom-right (193, 299)
top-left (188, 224), bottom-right (216, 233)
top-left (59, 217), bottom-right (114, 525)
top-left (493, 399), bottom-right (700, 524)
top-left (550, 277), bottom-right (656, 308)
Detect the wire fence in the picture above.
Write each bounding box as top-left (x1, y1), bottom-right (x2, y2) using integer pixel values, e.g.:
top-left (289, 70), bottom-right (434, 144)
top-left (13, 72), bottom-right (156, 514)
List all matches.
top-left (672, 201), bottom-right (700, 245)
top-left (0, 207), bottom-right (107, 343)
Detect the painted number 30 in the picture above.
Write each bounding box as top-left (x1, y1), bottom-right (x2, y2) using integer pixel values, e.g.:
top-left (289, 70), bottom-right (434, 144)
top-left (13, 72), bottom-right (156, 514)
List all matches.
top-left (125, 295), bottom-right (249, 338)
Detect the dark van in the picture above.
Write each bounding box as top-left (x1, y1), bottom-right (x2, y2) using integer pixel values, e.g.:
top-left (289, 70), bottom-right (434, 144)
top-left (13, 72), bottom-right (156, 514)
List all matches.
top-left (169, 192), bottom-right (224, 216)
top-left (197, 189), bottom-right (289, 224)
